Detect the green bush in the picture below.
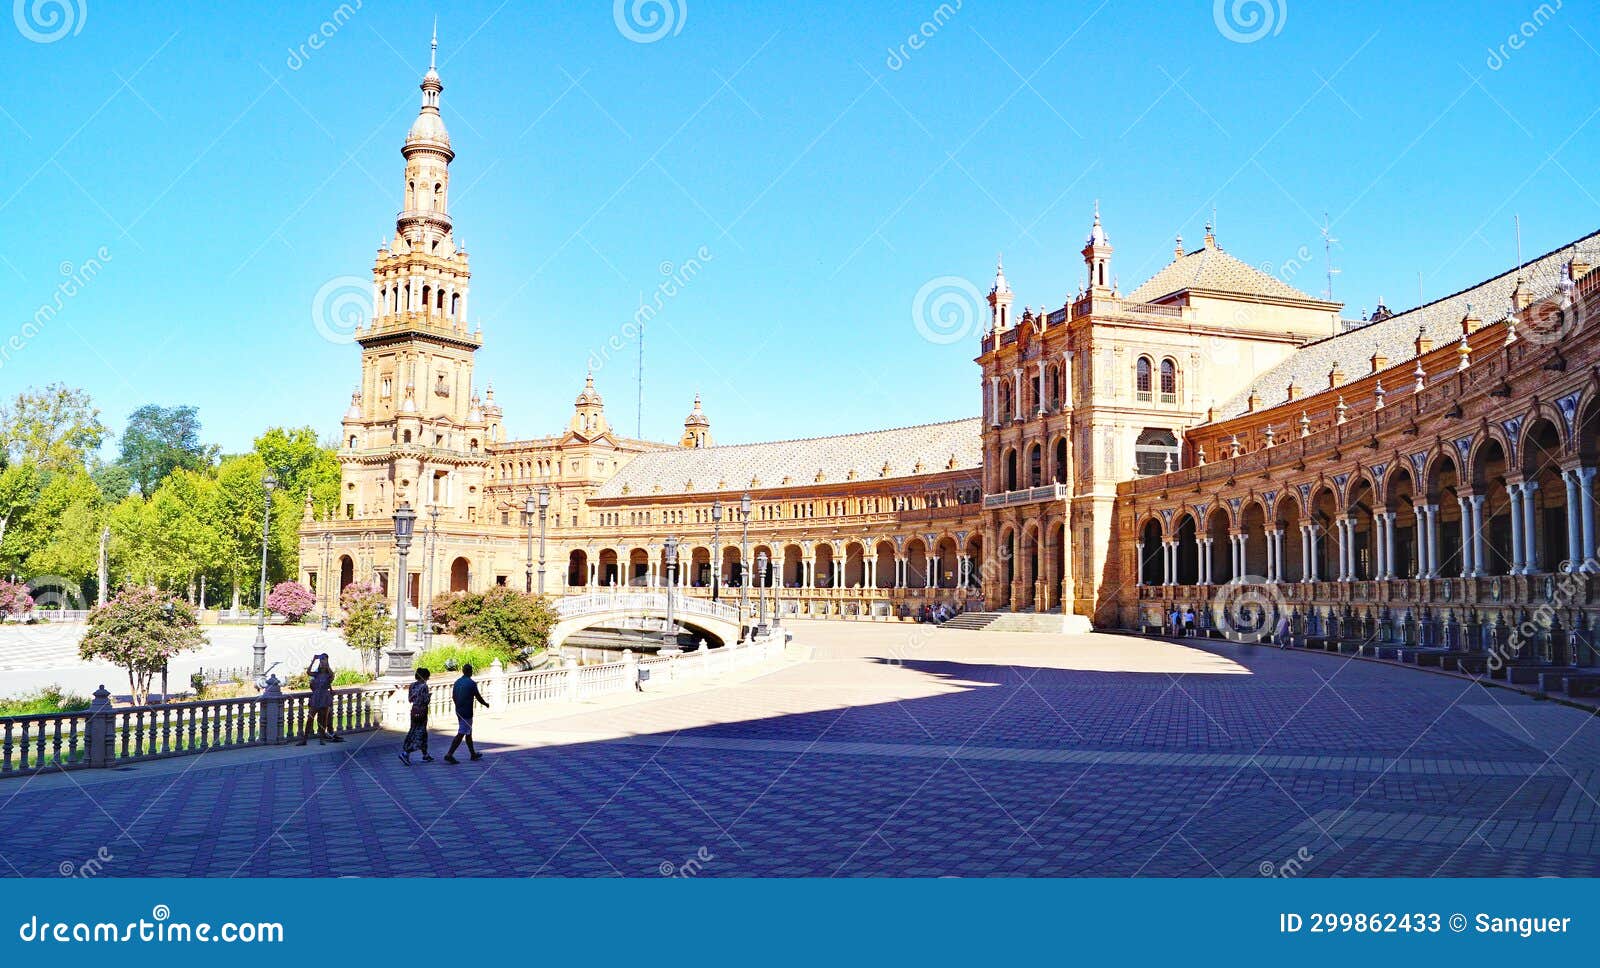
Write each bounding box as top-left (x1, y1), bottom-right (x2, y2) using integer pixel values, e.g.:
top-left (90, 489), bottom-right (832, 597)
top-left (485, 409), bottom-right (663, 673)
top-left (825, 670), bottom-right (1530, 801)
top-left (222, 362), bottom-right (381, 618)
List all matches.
top-left (416, 642), bottom-right (514, 674)
top-left (286, 668), bottom-right (374, 690)
top-left (429, 586), bottom-right (556, 661)
top-left (0, 686), bottom-right (92, 717)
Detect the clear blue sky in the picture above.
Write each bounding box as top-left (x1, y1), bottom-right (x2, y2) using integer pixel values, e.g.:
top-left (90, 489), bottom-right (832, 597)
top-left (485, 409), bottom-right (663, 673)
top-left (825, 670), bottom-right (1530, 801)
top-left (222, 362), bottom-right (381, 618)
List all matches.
top-left (3, 0), bottom-right (1597, 454)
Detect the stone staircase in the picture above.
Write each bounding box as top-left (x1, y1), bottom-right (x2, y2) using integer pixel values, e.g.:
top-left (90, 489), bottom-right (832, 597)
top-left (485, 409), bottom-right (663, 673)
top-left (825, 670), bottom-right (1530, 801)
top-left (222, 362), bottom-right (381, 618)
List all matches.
top-left (938, 611), bottom-right (1002, 631)
top-left (937, 611), bottom-right (1093, 634)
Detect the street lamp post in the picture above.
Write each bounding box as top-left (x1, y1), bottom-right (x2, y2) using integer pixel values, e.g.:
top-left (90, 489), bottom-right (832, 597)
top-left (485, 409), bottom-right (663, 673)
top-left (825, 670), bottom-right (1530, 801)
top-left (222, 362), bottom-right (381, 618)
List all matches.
top-left (320, 532), bottom-right (333, 630)
top-left (537, 485), bottom-right (550, 595)
top-left (422, 505), bottom-right (440, 647)
top-left (523, 492), bottom-right (537, 594)
top-left (710, 499), bottom-right (723, 603)
top-left (661, 536), bottom-right (681, 655)
top-left (251, 473), bottom-right (277, 677)
top-left (385, 503), bottom-right (418, 678)
top-left (738, 492), bottom-right (751, 640)
top-left (755, 550), bottom-right (769, 638)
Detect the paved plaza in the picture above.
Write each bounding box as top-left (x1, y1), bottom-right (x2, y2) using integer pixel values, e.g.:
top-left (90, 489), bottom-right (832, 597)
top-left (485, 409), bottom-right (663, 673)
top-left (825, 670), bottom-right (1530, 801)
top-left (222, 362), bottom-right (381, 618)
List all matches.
top-left (4, 621), bottom-right (1600, 877)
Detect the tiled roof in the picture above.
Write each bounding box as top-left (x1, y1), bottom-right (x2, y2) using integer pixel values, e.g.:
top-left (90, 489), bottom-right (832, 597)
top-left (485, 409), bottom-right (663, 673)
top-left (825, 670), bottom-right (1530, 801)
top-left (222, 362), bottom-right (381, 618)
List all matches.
top-left (1212, 230), bottom-right (1600, 419)
top-left (594, 417), bottom-right (982, 498)
top-left (1127, 242), bottom-right (1327, 304)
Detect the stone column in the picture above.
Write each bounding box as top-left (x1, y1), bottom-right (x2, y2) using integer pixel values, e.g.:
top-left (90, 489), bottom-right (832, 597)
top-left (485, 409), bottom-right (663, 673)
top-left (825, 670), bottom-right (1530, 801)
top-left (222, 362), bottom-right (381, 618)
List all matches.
top-left (1037, 359), bottom-right (1047, 416)
top-left (1012, 368), bottom-right (1023, 421)
top-left (1425, 504), bottom-right (1441, 578)
top-left (1308, 526), bottom-right (1321, 582)
top-left (1564, 468), bottom-right (1583, 569)
top-left (1506, 482), bottom-right (1525, 575)
top-left (1299, 526), bottom-right (1311, 583)
top-left (988, 377), bottom-right (1002, 427)
top-left (1581, 467), bottom-right (1599, 572)
top-left (1521, 480), bottom-right (1540, 574)
top-left (1457, 498), bottom-right (1473, 578)
top-left (1135, 541), bottom-right (1145, 586)
top-left (1162, 540), bottom-right (1173, 586)
top-left (1470, 495), bottom-right (1487, 577)
top-left (1372, 514), bottom-right (1386, 580)
top-left (1420, 502), bottom-right (1433, 576)
top-left (1333, 519), bottom-right (1347, 580)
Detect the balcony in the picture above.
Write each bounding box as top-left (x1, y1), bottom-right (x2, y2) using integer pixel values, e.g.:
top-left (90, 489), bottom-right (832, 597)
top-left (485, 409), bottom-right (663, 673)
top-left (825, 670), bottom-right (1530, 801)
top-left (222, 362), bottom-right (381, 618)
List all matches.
top-left (983, 482), bottom-right (1070, 510)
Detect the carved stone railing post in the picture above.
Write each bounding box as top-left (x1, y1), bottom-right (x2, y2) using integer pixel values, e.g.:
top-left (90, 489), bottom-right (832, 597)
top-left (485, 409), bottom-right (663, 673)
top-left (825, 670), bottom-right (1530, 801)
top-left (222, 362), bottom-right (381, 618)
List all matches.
top-left (260, 675), bottom-right (285, 745)
top-left (85, 685), bottom-right (114, 769)
top-left (565, 657), bottom-right (580, 702)
top-left (487, 659), bottom-right (507, 714)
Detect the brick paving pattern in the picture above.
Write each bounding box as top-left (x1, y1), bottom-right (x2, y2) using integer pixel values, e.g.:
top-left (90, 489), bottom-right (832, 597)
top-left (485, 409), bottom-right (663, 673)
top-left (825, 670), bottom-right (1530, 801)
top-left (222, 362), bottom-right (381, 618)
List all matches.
top-left (3, 622), bottom-right (1598, 877)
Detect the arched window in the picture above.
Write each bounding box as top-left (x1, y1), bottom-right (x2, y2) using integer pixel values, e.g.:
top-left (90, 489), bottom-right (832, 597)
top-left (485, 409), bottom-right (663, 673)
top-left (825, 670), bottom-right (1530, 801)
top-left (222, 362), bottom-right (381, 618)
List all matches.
top-left (422, 286), bottom-right (432, 313)
top-left (1004, 448), bottom-right (1019, 491)
top-left (1048, 365), bottom-right (1061, 409)
top-left (1053, 437), bottom-right (1068, 484)
top-left (1135, 356), bottom-right (1153, 401)
top-left (1160, 358), bottom-right (1177, 401)
top-left (1028, 444), bottom-right (1042, 487)
top-left (436, 288), bottom-right (445, 311)
top-left (433, 183), bottom-right (442, 210)
top-left (1000, 384), bottom-right (1013, 422)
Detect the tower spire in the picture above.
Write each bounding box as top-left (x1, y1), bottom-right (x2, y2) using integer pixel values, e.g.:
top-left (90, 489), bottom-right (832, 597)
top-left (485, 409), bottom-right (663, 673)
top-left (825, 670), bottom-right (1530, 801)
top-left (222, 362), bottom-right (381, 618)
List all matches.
top-left (430, 17), bottom-right (438, 69)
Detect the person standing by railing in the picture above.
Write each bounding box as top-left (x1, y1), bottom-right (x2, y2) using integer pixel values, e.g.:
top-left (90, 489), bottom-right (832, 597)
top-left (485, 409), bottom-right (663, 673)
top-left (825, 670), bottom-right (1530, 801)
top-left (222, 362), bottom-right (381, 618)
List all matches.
top-left (295, 654), bottom-right (343, 746)
top-left (399, 667), bottom-right (434, 765)
top-left (443, 664), bottom-right (489, 764)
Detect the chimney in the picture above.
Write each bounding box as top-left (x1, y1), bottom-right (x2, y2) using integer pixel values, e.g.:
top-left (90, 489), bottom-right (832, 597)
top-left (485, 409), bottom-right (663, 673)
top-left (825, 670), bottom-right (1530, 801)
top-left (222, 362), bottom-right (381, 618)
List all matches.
top-left (1329, 363), bottom-right (1346, 388)
top-left (1369, 347), bottom-right (1387, 373)
top-left (1246, 388), bottom-right (1261, 412)
top-left (1287, 381), bottom-right (1301, 402)
top-left (1414, 325), bottom-right (1432, 356)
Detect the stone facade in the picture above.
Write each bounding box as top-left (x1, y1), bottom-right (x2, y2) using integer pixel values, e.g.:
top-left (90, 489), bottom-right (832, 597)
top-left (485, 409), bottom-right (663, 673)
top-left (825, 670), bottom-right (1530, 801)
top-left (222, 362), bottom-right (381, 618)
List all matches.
top-left (297, 42), bottom-right (1600, 643)
top-left (1111, 233), bottom-right (1600, 667)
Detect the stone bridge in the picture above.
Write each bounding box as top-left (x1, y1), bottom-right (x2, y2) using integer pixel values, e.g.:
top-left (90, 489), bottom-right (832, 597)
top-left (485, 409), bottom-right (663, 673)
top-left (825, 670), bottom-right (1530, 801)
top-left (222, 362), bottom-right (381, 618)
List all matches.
top-left (551, 592), bottom-right (743, 650)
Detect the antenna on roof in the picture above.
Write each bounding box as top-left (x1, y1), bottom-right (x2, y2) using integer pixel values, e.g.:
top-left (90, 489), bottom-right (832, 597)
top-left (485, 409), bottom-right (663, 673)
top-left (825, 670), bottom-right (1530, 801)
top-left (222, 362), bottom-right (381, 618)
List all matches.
top-left (1320, 212), bottom-right (1341, 303)
top-left (1417, 271), bottom-right (1423, 307)
top-left (1514, 214), bottom-right (1523, 268)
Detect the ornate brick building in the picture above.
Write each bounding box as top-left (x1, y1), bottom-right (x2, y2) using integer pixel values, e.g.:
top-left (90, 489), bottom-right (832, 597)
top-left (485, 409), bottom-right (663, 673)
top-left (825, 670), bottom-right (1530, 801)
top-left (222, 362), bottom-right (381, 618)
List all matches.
top-left (299, 43), bottom-right (1600, 650)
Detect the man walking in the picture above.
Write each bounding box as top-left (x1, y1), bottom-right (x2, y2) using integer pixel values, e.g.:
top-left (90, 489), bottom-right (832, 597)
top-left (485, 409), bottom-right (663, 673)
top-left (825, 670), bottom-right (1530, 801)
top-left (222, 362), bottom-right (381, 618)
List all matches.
top-left (399, 667), bottom-right (433, 765)
top-left (444, 663), bottom-right (490, 764)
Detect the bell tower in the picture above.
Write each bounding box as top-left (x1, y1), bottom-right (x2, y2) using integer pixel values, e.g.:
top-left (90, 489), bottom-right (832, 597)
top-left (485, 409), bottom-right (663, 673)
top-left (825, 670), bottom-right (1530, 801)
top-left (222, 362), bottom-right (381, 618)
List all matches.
top-left (339, 26), bottom-right (490, 521)
top-left (1081, 202), bottom-right (1113, 293)
top-left (680, 394), bottom-right (712, 448)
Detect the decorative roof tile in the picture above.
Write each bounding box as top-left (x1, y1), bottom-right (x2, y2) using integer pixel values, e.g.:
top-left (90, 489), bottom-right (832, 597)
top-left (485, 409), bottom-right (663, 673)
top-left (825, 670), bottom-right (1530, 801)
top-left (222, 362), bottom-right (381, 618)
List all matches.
top-left (594, 417), bottom-right (981, 499)
top-left (1127, 241), bottom-right (1324, 304)
top-left (1212, 230), bottom-right (1600, 419)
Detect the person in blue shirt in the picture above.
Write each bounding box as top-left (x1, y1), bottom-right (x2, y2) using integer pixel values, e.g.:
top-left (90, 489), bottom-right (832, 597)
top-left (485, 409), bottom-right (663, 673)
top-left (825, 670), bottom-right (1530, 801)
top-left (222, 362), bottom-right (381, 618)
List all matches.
top-left (444, 664), bottom-right (490, 764)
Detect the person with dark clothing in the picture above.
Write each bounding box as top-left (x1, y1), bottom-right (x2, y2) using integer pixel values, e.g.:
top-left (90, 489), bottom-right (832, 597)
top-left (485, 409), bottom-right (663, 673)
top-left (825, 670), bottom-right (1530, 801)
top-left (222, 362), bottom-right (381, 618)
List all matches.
top-left (444, 664), bottom-right (490, 764)
top-left (296, 654), bottom-right (343, 745)
top-left (399, 667), bottom-right (433, 765)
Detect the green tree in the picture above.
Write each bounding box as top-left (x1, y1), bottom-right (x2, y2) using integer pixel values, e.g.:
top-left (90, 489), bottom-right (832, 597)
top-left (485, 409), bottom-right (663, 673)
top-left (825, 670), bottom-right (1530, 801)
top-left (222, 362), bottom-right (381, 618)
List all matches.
top-left (340, 581), bottom-right (392, 675)
top-left (118, 404), bottom-right (217, 496)
top-left (144, 469), bottom-right (222, 598)
top-left (0, 384), bottom-right (107, 472)
top-left (22, 469), bottom-right (102, 586)
top-left (90, 462), bottom-right (134, 502)
top-left (254, 426), bottom-right (340, 519)
top-left (212, 454), bottom-right (274, 610)
top-left (0, 461), bottom-right (42, 574)
top-left (79, 588), bottom-right (207, 706)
